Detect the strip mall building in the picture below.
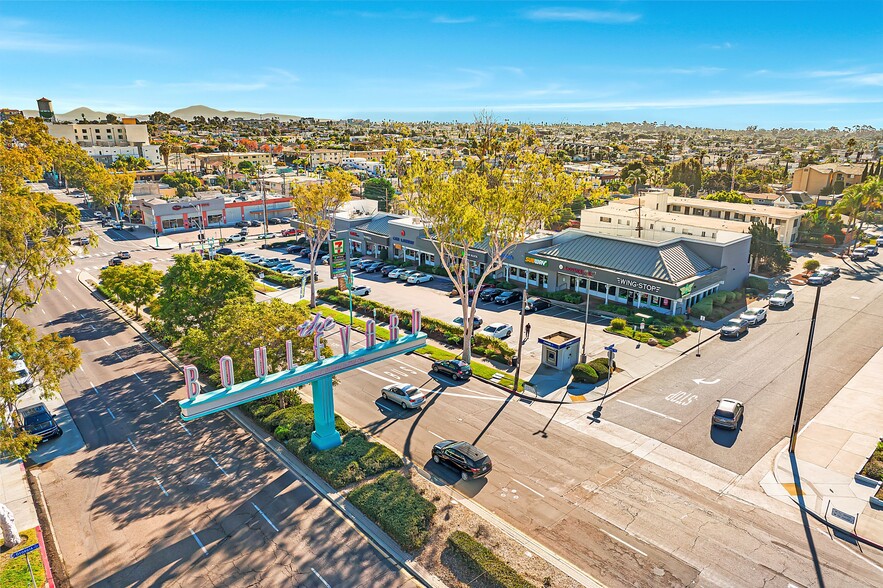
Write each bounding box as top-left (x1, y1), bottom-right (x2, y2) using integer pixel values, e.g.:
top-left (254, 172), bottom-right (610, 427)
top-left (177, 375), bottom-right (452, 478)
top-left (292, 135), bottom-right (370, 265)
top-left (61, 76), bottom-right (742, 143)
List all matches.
top-left (132, 192), bottom-right (298, 233)
top-left (334, 210), bottom-right (751, 316)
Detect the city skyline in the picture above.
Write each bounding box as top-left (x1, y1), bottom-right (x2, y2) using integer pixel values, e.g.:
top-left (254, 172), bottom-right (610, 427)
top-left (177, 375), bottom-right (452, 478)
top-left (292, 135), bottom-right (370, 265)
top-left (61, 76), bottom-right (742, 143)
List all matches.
top-left (2, 1), bottom-right (883, 128)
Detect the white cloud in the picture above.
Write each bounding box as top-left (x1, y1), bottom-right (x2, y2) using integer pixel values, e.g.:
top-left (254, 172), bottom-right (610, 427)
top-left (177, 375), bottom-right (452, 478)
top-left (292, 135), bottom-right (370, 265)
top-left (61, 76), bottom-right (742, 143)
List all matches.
top-left (708, 42), bottom-right (734, 50)
top-left (525, 8), bottom-right (641, 24)
top-left (432, 16), bottom-right (476, 24)
top-left (0, 22), bottom-right (160, 55)
top-left (844, 73), bottom-right (883, 86)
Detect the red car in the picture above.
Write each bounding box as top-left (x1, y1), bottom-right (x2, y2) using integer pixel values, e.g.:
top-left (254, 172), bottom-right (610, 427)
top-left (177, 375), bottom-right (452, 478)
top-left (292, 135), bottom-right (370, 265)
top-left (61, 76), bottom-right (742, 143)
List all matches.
top-left (281, 228), bottom-right (299, 237)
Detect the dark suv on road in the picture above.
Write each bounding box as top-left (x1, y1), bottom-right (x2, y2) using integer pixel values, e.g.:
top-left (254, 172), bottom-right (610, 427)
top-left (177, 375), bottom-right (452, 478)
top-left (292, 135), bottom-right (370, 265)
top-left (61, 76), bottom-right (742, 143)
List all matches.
top-left (432, 440), bottom-right (492, 481)
top-left (431, 359), bottom-right (472, 381)
top-left (19, 403), bottom-right (62, 442)
top-left (478, 288), bottom-right (502, 302)
top-left (494, 290), bottom-right (523, 305)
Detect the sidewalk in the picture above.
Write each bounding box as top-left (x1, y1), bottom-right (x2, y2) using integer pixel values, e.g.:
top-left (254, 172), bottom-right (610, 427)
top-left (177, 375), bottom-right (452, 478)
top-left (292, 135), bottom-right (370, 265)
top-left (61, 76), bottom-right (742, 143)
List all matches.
top-left (766, 346), bottom-right (883, 547)
top-left (0, 461), bottom-right (39, 533)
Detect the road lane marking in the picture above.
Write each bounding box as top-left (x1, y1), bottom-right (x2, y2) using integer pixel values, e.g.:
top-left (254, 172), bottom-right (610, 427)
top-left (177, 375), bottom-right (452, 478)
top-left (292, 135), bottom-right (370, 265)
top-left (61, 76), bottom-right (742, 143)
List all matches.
top-left (179, 422), bottom-right (192, 436)
top-left (79, 366), bottom-right (85, 373)
top-left (153, 476), bottom-right (169, 496)
top-left (133, 371), bottom-right (143, 382)
top-left (102, 337), bottom-right (111, 347)
top-left (189, 529), bottom-right (208, 555)
top-left (358, 367), bottom-right (508, 402)
top-left (210, 456), bottom-right (230, 477)
top-left (114, 352), bottom-right (124, 361)
top-left (600, 529), bottom-right (648, 557)
top-left (615, 399), bottom-right (682, 422)
top-left (427, 430), bottom-right (445, 440)
top-left (62, 294), bottom-right (69, 301)
top-left (71, 303), bottom-right (77, 310)
top-left (251, 502), bottom-right (279, 532)
top-left (152, 393), bottom-right (163, 406)
top-left (127, 437), bottom-right (138, 452)
top-left (106, 407), bottom-right (115, 420)
top-left (90, 382), bottom-right (100, 394)
top-left (41, 308), bottom-right (46, 315)
top-left (311, 568), bottom-right (331, 588)
top-left (511, 478), bottom-right (545, 498)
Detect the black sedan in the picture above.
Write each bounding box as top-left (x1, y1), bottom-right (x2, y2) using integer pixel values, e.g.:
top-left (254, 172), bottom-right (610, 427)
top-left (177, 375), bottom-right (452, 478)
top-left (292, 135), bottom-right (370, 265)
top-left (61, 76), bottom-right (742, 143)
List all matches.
top-left (494, 290), bottom-right (523, 305)
top-left (478, 288), bottom-right (502, 302)
top-left (432, 440), bottom-right (492, 481)
top-left (431, 359), bottom-right (473, 381)
top-left (380, 264), bottom-right (398, 276)
top-left (364, 261), bottom-right (386, 272)
top-left (525, 297), bottom-right (551, 312)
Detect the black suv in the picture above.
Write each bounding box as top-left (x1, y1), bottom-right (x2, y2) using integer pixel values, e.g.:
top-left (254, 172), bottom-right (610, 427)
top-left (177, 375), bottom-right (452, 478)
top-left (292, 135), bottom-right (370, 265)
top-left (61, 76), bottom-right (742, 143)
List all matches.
top-left (494, 290), bottom-right (522, 305)
top-left (19, 403), bottom-right (62, 442)
top-left (431, 359), bottom-right (472, 381)
top-left (432, 440), bottom-right (492, 481)
top-left (478, 288), bottom-right (502, 302)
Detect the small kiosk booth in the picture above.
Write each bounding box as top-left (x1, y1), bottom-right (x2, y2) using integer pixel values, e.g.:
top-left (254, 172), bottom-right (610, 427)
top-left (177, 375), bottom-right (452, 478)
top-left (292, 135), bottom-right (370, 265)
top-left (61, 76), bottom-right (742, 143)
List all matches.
top-left (538, 331), bottom-right (580, 371)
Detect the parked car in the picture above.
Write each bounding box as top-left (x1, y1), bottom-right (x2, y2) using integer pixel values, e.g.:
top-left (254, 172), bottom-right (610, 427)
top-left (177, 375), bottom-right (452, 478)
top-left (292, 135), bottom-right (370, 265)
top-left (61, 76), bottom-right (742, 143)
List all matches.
top-left (10, 359), bottom-right (34, 393)
top-left (431, 359), bottom-right (472, 381)
top-left (452, 316), bottom-right (483, 328)
top-left (739, 307), bottom-right (767, 326)
top-left (352, 258), bottom-right (374, 270)
top-left (299, 249), bottom-right (312, 258)
top-left (380, 264), bottom-right (398, 276)
top-left (261, 258), bottom-right (283, 267)
top-left (478, 288), bottom-right (502, 302)
top-left (94, 211), bottom-right (106, 219)
top-left (235, 221), bottom-right (250, 228)
top-left (364, 261), bottom-right (386, 272)
top-left (865, 244), bottom-right (878, 256)
top-left (481, 322), bottom-right (513, 339)
top-left (275, 263), bottom-right (295, 272)
top-left (248, 220), bottom-right (261, 227)
top-left (18, 403), bottom-right (62, 442)
top-left (712, 398), bottom-right (744, 430)
top-left (349, 285), bottom-right (371, 296)
top-left (494, 290), bottom-right (522, 305)
top-left (819, 266), bottom-right (840, 277)
top-left (286, 246), bottom-right (303, 254)
top-left (118, 251), bottom-right (131, 259)
top-left (281, 228), bottom-right (298, 237)
top-left (397, 269), bottom-right (418, 282)
top-left (851, 247), bottom-right (868, 261)
top-left (720, 318), bottom-right (749, 338)
top-left (525, 297), bottom-right (551, 312)
top-left (216, 247), bottom-right (233, 256)
top-left (769, 289), bottom-right (794, 308)
top-left (108, 257), bottom-right (123, 266)
top-left (407, 272), bottom-right (433, 284)
top-left (257, 232), bottom-right (277, 239)
top-left (227, 234), bottom-right (246, 242)
top-left (268, 217), bottom-right (283, 225)
top-left (380, 384), bottom-right (425, 409)
top-left (69, 236), bottom-right (89, 246)
top-left (807, 271), bottom-right (832, 286)
top-left (467, 284), bottom-right (495, 297)
top-left (432, 440), bottom-right (492, 481)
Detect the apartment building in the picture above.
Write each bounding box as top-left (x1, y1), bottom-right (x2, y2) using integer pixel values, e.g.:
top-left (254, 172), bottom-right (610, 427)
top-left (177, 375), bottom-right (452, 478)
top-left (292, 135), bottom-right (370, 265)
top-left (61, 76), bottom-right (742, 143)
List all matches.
top-left (195, 151), bottom-right (274, 172)
top-left (791, 163), bottom-right (866, 195)
top-left (47, 120), bottom-right (161, 164)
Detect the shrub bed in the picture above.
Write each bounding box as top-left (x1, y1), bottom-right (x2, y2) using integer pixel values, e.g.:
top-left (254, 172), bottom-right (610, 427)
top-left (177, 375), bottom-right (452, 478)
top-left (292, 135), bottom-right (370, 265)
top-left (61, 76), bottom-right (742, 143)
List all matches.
top-left (687, 290), bottom-right (747, 321)
top-left (529, 288), bottom-right (583, 304)
top-left (243, 260), bottom-right (303, 288)
top-left (860, 441), bottom-right (883, 482)
top-left (348, 472), bottom-right (437, 552)
top-left (571, 363), bottom-right (598, 384)
top-left (446, 530), bottom-right (536, 588)
top-left (244, 398), bottom-right (403, 489)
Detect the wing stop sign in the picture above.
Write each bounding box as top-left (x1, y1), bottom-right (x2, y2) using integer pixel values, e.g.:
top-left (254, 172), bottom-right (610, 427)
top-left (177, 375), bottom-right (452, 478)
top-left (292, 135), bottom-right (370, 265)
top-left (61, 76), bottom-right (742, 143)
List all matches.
top-left (330, 237), bottom-right (347, 278)
top-left (179, 309), bottom-right (427, 450)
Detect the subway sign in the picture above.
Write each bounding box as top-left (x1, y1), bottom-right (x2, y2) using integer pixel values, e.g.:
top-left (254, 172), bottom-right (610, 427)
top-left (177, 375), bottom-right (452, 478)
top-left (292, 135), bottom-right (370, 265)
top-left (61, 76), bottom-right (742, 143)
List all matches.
top-left (525, 256), bottom-right (548, 267)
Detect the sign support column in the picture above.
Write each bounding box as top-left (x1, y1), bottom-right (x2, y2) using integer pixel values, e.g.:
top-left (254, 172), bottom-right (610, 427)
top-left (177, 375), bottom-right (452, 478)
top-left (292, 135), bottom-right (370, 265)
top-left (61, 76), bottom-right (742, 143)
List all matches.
top-left (311, 376), bottom-right (342, 450)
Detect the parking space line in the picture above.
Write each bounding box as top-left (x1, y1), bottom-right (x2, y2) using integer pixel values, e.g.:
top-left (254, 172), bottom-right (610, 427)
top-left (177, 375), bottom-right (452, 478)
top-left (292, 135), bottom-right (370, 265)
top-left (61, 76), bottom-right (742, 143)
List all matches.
top-left (133, 372), bottom-right (143, 382)
top-left (311, 568), bottom-right (331, 588)
top-left (102, 337), bottom-right (111, 347)
top-left (127, 437), bottom-right (138, 452)
top-left (152, 393), bottom-right (163, 406)
top-left (615, 399), bottom-right (682, 422)
top-left (511, 478), bottom-right (545, 498)
top-left (153, 476), bottom-right (169, 496)
top-left (600, 529), bottom-right (648, 557)
top-left (251, 501), bottom-right (280, 532)
top-left (106, 407), bottom-right (115, 420)
top-left (210, 456), bottom-right (230, 477)
top-left (188, 528), bottom-right (208, 555)
top-left (427, 430), bottom-right (445, 440)
top-left (179, 422), bottom-right (192, 436)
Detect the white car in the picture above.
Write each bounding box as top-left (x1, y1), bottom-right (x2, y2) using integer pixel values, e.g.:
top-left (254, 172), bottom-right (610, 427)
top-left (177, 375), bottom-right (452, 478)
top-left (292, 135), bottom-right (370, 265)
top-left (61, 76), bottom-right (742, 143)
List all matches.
top-left (739, 307), bottom-right (767, 326)
top-left (481, 323), bottom-right (513, 339)
top-left (381, 384), bottom-right (425, 409)
top-left (387, 268), bottom-right (407, 279)
top-left (10, 359), bottom-right (34, 393)
top-left (349, 285), bottom-right (371, 296)
top-left (227, 234), bottom-right (246, 243)
top-left (407, 272), bottom-right (433, 284)
top-left (769, 289), bottom-right (794, 308)
top-left (256, 232), bottom-right (277, 239)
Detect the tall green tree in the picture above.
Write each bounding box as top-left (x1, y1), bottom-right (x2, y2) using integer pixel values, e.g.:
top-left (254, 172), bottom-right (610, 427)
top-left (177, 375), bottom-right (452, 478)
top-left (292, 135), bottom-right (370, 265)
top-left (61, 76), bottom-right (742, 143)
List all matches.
top-left (100, 263), bottom-right (163, 318)
top-left (151, 254), bottom-right (254, 337)
top-left (749, 221), bottom-right (790, 273)
top-left (703, 190), bottom-right (752, 204)
top-left (362, 177), bottom-right (396, 212)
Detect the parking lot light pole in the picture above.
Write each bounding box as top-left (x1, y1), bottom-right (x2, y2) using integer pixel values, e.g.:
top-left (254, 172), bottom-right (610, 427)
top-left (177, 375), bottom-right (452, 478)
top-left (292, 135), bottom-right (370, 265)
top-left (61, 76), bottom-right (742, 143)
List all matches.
top-left (696, 314), bottom-right (705, 357)
top-left (789, 284), bottom-right (822, 454)
top-left (512, 288), bottom-right (528, 391)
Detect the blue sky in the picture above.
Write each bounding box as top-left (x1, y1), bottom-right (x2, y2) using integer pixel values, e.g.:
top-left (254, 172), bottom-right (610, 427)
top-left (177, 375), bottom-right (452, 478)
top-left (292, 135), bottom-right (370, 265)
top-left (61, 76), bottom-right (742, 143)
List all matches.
top-left (2, 1), bottom-right (882, 129)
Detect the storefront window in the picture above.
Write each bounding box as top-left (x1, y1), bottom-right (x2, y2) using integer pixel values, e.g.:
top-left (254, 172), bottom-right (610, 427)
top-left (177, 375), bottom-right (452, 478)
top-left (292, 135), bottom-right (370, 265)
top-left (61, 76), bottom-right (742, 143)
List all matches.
top-left (207, 213), bottom-right (223, 226)
top-left (162, 218), bottom-right (184, 230)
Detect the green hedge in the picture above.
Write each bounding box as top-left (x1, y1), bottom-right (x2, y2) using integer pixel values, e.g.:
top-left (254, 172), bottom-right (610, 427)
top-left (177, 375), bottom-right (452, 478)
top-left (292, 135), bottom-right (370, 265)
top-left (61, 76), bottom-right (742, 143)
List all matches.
top-left (589, 357), bottom-right (610, 380)
top-left (571, 363), bottom-right (598, 384)
top-left (446, 531), bottom-right (536, 588)
top-left (348, 472), bottom-right (437, 552)
top-left (529, 288), bottom-right (582, 304)
top-left (245, 399), bottom-right (403, 489)
top-left (243, 260), bottom-right (303, 288)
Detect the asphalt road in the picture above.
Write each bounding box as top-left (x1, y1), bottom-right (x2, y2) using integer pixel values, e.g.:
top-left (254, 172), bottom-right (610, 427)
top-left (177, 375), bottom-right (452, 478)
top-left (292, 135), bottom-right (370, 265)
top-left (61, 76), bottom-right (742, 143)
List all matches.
top-left (22, 264), bottom-right (415, 587)
top-left (600, 255), bottom-right (883, 474)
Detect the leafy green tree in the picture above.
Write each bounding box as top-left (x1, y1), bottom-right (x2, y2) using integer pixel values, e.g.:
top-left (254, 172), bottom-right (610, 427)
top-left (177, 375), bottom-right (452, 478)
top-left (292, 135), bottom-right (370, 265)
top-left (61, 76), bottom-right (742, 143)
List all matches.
top-left (668, 158), bottom-right (702, 195)
top-left (749, 221), bottom-right (790, 273)
top-left (110, 155), bottom-right (150, 171)
top-left (362, 177), bottom-right (396, 211)
top-left (182, 299), bottom-right (315, 385)
top-left (237, 160), bottom-right (256, 174)
top-left (33, 192), bottom-right (81, 235)
top-left (803, 259), bottom-right (820, 273)
top-left (669, 182), bottom-right (689, 197)
top-left (161, 171), bottom-right (202, 198)
top-left (703, 190), bottom-right (752, 204)
top-left (151, 254), bottom-right (254, 337)
top-left (100, 263), bottom-right (163, 318)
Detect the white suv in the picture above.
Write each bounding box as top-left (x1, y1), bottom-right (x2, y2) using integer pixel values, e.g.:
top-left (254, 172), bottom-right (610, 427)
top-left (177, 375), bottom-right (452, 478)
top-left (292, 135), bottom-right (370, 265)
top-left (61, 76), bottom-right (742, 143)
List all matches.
top-left (769, 289), bottom-right (794, 308)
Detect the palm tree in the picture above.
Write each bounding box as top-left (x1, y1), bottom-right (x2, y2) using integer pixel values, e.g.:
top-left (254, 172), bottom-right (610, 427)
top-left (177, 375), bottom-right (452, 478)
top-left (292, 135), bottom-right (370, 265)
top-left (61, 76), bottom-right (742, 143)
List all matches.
top-left (833, 186), bottom-right (866, 253)
top-left (626, 169), bottom-right (646, 197)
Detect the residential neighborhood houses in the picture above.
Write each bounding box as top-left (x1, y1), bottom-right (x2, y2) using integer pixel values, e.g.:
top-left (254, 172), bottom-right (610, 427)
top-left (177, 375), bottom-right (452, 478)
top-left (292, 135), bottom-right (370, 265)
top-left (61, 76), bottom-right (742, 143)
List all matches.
top-left (3, 94), bottom-right (883, 588)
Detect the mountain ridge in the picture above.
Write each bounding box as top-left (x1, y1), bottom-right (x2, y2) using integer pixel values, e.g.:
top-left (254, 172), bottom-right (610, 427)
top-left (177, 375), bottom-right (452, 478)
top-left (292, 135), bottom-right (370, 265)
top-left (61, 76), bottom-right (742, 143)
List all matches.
top-left (19, 105), bottom-right (302, 122)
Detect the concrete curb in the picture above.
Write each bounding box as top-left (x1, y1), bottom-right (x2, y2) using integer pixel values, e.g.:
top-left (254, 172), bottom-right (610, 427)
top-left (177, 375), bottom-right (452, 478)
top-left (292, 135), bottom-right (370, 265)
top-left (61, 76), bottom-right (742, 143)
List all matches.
top-left (35, 525), bottom-right (55, 588)
top-left (76, 271), bottom-right (444, 588)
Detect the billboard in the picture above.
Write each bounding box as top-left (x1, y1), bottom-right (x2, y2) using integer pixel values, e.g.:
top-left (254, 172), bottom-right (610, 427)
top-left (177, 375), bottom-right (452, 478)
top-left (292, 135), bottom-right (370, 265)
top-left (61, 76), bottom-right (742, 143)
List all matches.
top-left (330, 237), bottom-right (347, 278)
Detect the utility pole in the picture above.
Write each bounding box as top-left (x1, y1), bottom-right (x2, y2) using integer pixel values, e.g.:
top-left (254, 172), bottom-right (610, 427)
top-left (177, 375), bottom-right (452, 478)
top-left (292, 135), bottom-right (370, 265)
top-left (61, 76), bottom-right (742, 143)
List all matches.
top-left (789, 285), bottom-right (822, 454)
top-left (260, 166), bottom-right (269, 237)
top-left (512, 288), bottom-right (528, 391)
top-left (579, 272), bottom-right (595, 363)
top-left (635, 197), bottom-right (643, 238)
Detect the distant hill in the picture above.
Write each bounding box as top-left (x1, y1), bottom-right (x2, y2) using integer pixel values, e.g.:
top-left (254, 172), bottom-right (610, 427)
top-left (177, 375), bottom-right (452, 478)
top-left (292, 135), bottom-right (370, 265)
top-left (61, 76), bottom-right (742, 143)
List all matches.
top-left (17, 104), bottom-right (301, 122)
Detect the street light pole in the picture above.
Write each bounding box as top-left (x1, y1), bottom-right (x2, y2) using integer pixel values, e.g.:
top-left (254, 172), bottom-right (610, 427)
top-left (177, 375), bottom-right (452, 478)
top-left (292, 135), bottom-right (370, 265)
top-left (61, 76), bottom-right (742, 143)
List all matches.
top-left (512, 288), bottom-right (528, 391)
top-left (789, 284), bottom-right (822, 454)
top-left (579, 273), bottom-right (594, 363)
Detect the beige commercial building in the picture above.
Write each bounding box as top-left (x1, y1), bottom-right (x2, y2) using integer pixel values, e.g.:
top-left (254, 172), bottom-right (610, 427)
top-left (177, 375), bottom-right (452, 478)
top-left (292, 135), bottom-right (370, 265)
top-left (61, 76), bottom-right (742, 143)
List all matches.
top-left (791, 163), bottom-right (866, 195)
top-left (581, 189), bottom-right (806, 245)
top-left (47, 121), bottom-right (160, 164)
top-left (195, 151), bottom-right (274, 172)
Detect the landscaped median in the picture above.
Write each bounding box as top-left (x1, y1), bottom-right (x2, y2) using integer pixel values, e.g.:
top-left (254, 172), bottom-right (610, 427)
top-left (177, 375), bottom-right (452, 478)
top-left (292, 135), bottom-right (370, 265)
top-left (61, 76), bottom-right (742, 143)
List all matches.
top-left (446, 530), bottom-right (537, 588)
top-left (0, 528), bottom-right (47, 588)
top-left (315, 302), bottom-right (523, 390)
